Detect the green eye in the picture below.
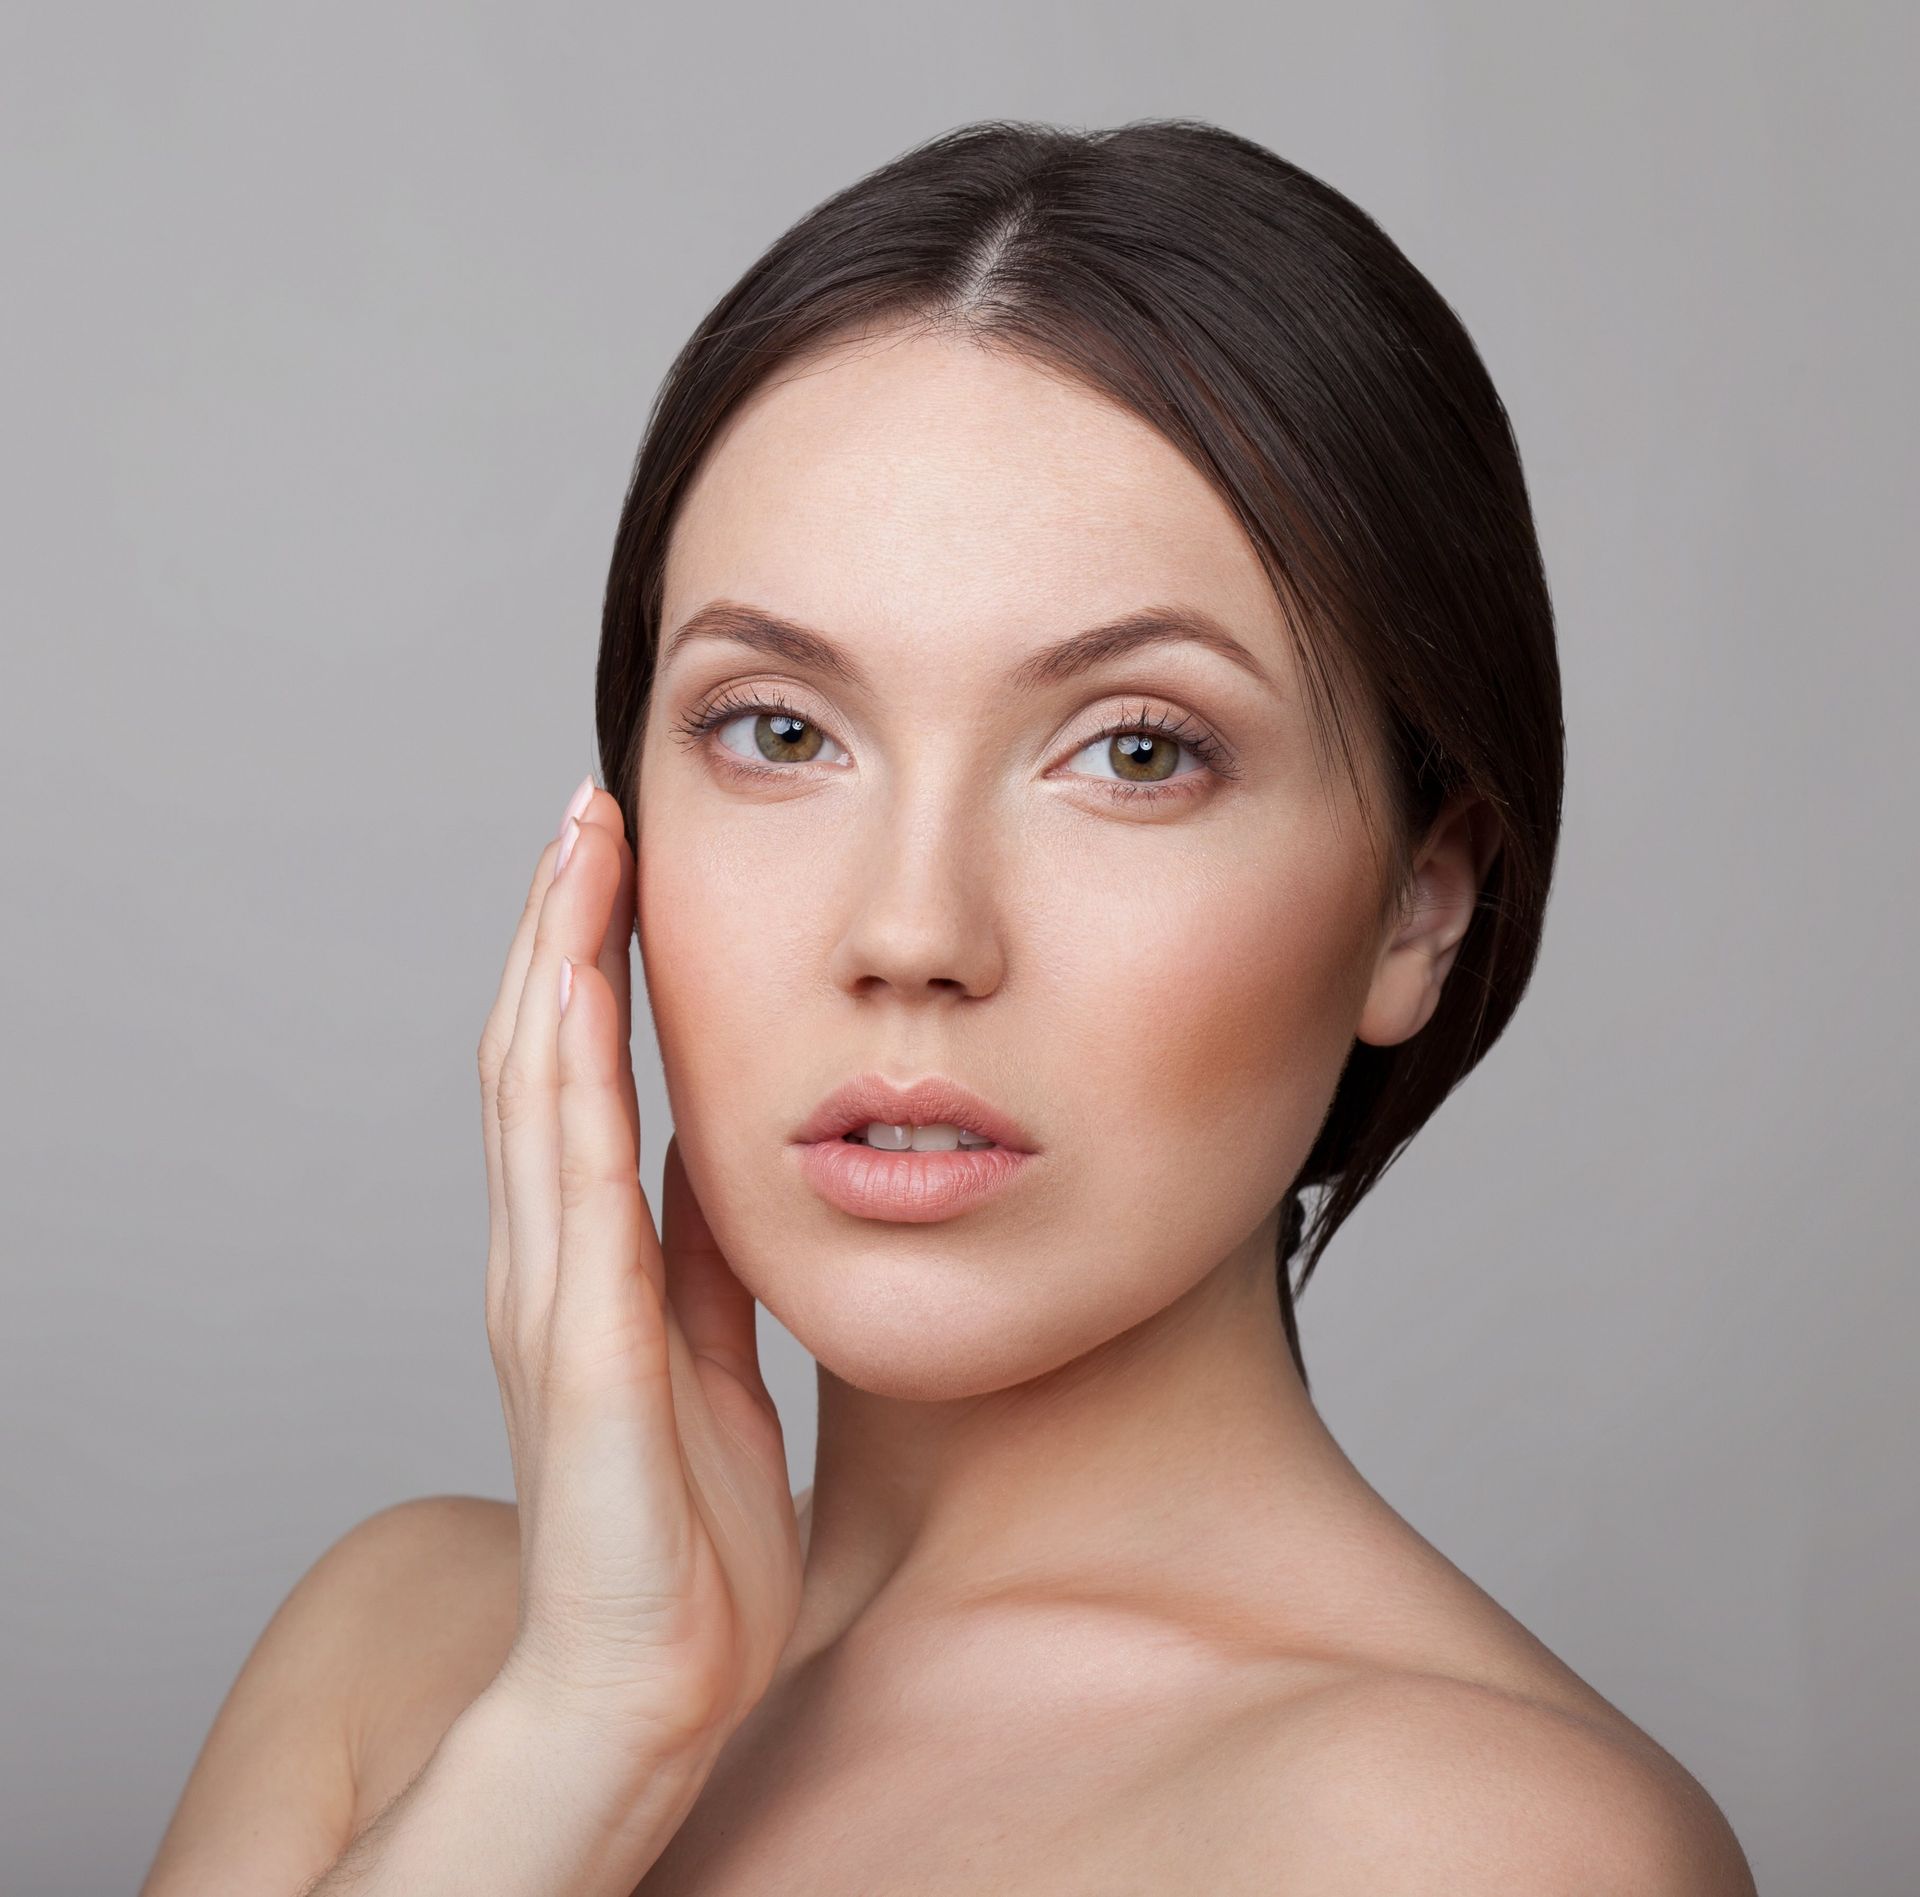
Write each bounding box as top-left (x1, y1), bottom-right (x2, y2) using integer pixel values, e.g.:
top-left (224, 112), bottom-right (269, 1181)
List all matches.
top-left (672, 688), bottom-right (850, 771)
top-left (1056, 701), bottom-right (1232, 798)
top-left (672, 688), bottom-right (1233, 805)
top-left (1065, 729), bottom-right (1193, 786)
top-left (722, 709), bottom-right (838, 766)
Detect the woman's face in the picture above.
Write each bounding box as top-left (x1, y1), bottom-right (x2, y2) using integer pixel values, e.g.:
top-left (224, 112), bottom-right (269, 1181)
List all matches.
top-left (635, 327), bottom-right (1404, 1399)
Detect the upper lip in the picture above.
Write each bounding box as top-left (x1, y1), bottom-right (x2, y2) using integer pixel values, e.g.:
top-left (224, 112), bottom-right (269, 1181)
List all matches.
top-left (792, 1073), bottom-right (1040, 1152)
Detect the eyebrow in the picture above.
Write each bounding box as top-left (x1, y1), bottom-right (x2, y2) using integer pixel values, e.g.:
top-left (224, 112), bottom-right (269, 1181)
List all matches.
top-left (658, 599), bottom-right (1278, 696)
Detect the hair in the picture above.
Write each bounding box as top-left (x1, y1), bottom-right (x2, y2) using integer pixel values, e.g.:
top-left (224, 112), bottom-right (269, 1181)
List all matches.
top-left (593, 117), bottom-right (1564, 1396)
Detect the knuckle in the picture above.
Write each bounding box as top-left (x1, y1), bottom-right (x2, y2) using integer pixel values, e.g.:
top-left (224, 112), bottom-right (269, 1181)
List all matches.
top-left (494, 1056), bottom-right (544, 1129)
top-left (556, 1152), bottom-right (630, 1218)
top-left (476, 1022), bottom-right (509, 1088)
top-left (486, 1310), bottom-right (523, 1385)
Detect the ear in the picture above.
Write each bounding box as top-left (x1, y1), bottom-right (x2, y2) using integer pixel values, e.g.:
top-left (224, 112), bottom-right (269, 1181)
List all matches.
top-left (1355, 792), bottom-right (1503, 1049)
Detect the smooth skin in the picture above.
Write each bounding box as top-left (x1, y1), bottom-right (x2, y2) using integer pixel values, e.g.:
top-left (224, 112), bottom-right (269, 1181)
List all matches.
top-left (477, 791), bottom-right (803, 1761)
top-left (141, 802), bottom-right (805, 1896)
top-left (142, 326), bottom-right (1756, 1896)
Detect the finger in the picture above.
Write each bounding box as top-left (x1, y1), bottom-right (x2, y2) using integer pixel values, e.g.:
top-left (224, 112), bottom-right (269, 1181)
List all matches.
top-left (659, 1131), bottom-right (772, 1413)
top-left (481, 832), bottom-right (565, 1344)
top-left (550, 957), bottom-right (680, 1469)
top-left (574, 787), bottom-right (639, 1163)
top-left (498, 806), bottom-right (622, 1334)
top-left (582, 787), bottom-right (634, 1047)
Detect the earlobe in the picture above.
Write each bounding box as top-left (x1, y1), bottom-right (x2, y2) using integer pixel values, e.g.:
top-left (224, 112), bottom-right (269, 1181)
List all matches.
top-left (1354, 940), bottom-right (1439, 1048)
top-left (1354, 794), bottom-right (1499, 1049)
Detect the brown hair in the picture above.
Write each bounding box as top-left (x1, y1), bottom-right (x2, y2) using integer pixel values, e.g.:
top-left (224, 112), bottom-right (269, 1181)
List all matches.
top-left (594, 118), bottom-right (1564, 1394)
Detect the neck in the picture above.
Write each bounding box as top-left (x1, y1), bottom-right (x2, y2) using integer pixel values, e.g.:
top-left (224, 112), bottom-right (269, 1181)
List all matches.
top-left (786, 1205), bottom-right (1362, 1664)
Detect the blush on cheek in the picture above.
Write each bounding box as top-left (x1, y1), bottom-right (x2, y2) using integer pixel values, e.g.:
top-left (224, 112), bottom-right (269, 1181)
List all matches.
top-left (636, 852), bottom-right (735, 1050)
top-left (1138, 871), bottom-right (1366, 1181)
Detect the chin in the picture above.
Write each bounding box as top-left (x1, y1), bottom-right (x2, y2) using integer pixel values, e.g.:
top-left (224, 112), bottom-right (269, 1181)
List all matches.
top-left (750, 1252), bottom-right (1101, 1402)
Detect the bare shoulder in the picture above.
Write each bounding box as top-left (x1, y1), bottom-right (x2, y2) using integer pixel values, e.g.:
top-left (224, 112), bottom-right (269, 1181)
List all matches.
top-left (140, 1493), bottom-right (519, 1895)
top-left (335, 1493), bottom-right (523, 1829)
top-left (344, 1489), bottom-right (821, 1825)
top-left (1233, 1671), bottom-right (1756, 1896)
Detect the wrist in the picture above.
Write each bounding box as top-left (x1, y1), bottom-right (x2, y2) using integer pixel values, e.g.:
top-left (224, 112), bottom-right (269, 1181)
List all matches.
top-left (471, 1671), bottom-right (723, 1819)
top-left (306, 1676), bottom-right (724, 1897)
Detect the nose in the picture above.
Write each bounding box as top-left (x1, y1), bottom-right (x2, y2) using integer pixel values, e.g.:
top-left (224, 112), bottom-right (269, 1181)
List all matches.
top-left (821, 798), bottom-right (1008, 1004)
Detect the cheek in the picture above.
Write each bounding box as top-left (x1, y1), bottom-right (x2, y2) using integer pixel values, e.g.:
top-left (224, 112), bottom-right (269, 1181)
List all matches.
top-left (627, 762), bottom-right (1376, 1397)
top-left (634, 817), bottom-right (776, 1080)
top-left (1036, 839), bottom-right (1368, 1256)
top-left (1055, 835), bottom-right (1363, 1123)
top-left (1174, 866), bottom-right (1360, 1128)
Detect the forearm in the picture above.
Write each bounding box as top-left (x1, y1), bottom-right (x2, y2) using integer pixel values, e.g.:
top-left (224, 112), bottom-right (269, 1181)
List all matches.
top-left (302, 1679), bottom-right (715, 1897)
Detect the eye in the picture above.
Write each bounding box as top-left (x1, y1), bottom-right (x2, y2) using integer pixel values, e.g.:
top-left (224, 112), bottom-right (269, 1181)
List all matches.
top-left (671, 686), bottom-right (850, 774)
top-left (670, 686), bottom-right (1237, 805)
top-left (713, 707), bottom-right (848, 769)
top-left (1056, 702), bottom-right (1235, 802)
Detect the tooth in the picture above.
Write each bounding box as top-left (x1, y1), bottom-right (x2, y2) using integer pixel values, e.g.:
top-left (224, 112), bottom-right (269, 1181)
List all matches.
top-left (852, 1121), bottom-right (999, 1150)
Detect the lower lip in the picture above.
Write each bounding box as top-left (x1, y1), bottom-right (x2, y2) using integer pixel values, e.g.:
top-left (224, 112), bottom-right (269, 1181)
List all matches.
top-left (791, 1135), bottom-right (1035, 1222)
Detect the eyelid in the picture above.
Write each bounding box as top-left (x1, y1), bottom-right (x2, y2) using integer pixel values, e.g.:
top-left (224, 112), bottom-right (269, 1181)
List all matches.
top-left (672, 679), bottom-right (1238, 798)
top-left (673, 676), bottom-right (832, 729)
top-left (1065, 698), bottom-right (1240, 780)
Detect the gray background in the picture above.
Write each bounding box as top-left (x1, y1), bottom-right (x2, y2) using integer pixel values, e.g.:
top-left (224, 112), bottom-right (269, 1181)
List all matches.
top-left (4, 4), bottom-right (1912, 1891)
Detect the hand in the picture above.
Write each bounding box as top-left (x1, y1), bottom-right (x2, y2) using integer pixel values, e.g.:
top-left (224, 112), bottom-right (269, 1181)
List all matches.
top-left (475, 778), bottom-right (803, 1770)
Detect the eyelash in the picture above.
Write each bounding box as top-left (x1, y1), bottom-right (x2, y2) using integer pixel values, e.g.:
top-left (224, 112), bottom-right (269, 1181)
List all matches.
top-left (669, 686), bottom-right (1240, 803)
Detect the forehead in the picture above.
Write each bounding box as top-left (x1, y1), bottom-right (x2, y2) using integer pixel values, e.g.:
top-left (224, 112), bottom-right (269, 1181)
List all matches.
top-left (660, 329), bottom-right (1291, 666)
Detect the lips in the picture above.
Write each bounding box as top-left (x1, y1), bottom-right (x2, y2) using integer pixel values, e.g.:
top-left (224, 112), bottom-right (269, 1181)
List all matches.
top-left (792, 1134), bottom-right (1033, 1222)
top-left (790, 1072), bottom-right (1039, 1153)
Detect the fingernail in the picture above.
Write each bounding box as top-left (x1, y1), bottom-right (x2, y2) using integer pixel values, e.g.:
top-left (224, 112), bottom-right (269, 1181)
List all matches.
top-left (556, 816), bottom-right (580, 876)
top-left (560, 774), bottom-right (595, 835)
top-left (559, 957), bottom-right (574, 1017)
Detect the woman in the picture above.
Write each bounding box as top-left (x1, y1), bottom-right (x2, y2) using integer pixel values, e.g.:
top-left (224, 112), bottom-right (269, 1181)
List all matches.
top-left (144, 119), bottom-right (1756, 1893)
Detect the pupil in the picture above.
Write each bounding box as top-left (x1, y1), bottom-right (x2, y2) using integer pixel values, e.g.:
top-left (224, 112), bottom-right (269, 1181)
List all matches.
top-left (1114, 733), bottom-right (1175, 782)
top-left (757, 712), bottom-right (823, 763)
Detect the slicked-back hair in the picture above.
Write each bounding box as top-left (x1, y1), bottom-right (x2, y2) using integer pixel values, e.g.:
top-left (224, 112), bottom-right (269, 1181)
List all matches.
top-left (594, 118), bottom-right (1565, 1394)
